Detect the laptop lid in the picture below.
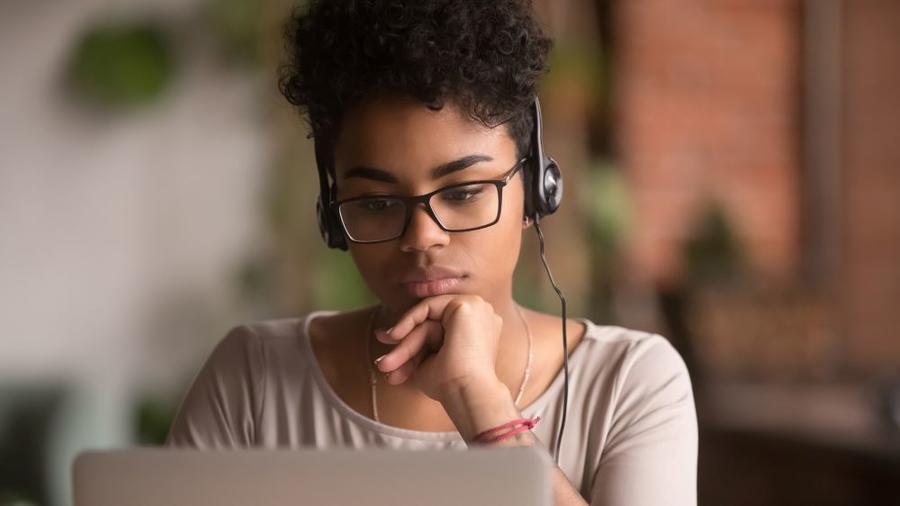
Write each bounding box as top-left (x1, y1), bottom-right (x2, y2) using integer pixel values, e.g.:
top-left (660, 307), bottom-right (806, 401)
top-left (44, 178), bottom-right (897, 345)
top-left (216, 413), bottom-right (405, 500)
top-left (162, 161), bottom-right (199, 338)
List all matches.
top-left (73, 446), bottom-right (553, 506)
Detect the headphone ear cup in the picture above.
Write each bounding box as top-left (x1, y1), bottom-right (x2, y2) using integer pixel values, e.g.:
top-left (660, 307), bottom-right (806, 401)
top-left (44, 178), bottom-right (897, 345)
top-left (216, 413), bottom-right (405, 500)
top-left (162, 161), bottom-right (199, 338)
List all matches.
top-left (528, 96), bottom-right (563, 220)
top-left (538, 157), bottom-right (563, 216)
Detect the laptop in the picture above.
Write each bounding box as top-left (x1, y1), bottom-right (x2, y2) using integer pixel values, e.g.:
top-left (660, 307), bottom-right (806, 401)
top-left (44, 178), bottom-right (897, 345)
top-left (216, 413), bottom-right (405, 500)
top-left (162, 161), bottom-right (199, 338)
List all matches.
top-left (73, 445), bottom-right (553, 505)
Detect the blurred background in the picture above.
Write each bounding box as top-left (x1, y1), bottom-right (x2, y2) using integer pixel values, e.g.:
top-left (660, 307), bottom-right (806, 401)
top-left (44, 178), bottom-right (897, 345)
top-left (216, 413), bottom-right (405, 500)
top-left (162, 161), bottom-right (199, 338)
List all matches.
top-left (1, 0), bottom-right (898, 504)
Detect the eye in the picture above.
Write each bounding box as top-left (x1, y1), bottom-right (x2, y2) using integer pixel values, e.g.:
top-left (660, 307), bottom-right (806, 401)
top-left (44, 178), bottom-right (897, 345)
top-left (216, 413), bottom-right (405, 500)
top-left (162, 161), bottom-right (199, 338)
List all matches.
top-left (441, 185), bottom-right (485, 203)
top-left (363, 198), bottom-right (400, 212)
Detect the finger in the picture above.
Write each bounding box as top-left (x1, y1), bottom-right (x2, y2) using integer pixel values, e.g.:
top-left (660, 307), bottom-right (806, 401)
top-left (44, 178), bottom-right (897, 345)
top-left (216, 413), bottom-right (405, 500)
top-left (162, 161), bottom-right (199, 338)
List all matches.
top-left (375, 328), bottom-right (399, 344)
top-left (386, 348), bottom-right (428, 385)
top-left (376, 320), bottom-right (441, 373)
top-left (385, 295), bottom-right (459, 340)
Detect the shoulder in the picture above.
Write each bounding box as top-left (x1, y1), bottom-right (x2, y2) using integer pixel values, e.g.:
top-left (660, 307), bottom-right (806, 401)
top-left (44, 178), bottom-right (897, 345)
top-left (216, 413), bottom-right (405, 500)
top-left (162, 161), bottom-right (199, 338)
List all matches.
top-left (236, 307), bottom-right (375, 376)
top-left (574, 321), bottom-right (695, 419)
top-left (581, 321), bottom-right (690, 379)
top-left (201, 318), bottom-right (302, 372)
top-left (197, 306), bottom-right (374, 367)
top-left (296, 306), bottom-right (373, 356)
top-left (191, 315), bottom-right (315, 383)
top-left (585, 324), bottom-right (697, 436)
top-left (230, 310), bottom-right (350, 356)
top-left (584, 325), bottom-right (698, 504)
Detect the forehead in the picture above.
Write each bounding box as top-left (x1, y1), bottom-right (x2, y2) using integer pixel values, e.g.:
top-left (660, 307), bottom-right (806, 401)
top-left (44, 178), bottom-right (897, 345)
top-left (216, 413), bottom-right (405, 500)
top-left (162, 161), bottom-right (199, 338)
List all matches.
top-left (332, 95), bottom-right (516, 184)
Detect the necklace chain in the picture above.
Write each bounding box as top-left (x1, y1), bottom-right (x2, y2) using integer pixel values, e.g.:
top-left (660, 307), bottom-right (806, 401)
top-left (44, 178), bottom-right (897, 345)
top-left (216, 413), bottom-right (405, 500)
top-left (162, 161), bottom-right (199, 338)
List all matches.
top-left (365, 304), bottom-right (533, 424)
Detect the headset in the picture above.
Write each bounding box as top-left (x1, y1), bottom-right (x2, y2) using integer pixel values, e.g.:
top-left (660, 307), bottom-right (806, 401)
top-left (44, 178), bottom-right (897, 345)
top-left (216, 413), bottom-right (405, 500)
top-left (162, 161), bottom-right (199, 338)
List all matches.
top-left (312, 96), bottom-right (570, 466)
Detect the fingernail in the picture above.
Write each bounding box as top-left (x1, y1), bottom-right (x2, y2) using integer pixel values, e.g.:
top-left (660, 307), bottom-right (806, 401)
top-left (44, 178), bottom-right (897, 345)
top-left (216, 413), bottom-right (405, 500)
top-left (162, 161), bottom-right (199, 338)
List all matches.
top-left (374, 354), bottom-right (387, 365)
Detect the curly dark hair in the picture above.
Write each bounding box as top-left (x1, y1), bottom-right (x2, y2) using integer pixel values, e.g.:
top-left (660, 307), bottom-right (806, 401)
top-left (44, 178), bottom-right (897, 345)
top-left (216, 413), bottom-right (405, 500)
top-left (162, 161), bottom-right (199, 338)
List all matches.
top-left (277, 0), bottom-right (552, 176)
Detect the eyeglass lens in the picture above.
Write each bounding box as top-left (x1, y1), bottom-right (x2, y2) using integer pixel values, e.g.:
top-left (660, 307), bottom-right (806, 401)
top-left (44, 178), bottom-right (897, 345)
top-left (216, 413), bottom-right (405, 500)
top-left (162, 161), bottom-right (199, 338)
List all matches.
top-left (339, 182), bottom-right (501, 242)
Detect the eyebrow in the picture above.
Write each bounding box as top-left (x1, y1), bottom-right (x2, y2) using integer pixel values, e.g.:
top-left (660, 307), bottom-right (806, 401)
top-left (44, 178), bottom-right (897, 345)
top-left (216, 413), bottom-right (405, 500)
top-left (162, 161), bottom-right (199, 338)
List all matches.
top-left (341, 154), bottom-right (494, 183)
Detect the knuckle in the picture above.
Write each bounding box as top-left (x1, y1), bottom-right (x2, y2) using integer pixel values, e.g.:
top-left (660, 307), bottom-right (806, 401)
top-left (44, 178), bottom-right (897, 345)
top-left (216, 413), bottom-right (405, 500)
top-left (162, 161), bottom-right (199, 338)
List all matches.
top-left (460, 295), bottom-right (487, 310)
top-left (448, 300), bottom-right (467, 314)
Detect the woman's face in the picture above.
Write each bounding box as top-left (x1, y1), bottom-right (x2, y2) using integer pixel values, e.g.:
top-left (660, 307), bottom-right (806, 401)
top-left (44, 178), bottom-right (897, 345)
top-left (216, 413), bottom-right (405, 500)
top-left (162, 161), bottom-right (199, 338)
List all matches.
top-left (332, 94), bottom-right (527, 319)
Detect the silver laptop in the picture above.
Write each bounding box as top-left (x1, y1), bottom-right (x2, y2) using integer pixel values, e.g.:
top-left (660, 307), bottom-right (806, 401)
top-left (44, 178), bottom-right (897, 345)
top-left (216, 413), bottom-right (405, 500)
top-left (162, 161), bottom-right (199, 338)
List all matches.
top-left (73, 445), bottom-right (553, 505)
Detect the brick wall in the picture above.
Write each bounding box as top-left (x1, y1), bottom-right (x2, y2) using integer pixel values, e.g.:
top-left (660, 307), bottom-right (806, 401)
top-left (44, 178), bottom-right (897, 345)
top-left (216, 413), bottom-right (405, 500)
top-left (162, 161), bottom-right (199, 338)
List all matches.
top-left (615, 0), bottom-right (900, 374)
top-left (616, 0), bottom-right (802, 286)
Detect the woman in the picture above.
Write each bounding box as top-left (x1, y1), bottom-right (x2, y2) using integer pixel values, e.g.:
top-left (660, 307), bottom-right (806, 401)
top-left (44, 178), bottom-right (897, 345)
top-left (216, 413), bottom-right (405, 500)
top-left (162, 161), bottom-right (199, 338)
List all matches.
top-left (165, 1), bottom-right (698, 504)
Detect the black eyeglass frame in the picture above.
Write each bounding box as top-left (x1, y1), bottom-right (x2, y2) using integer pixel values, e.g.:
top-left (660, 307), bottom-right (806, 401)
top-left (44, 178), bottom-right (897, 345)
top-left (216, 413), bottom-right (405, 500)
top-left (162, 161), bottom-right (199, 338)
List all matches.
top-left (330, 156), bottom-right (529, 244)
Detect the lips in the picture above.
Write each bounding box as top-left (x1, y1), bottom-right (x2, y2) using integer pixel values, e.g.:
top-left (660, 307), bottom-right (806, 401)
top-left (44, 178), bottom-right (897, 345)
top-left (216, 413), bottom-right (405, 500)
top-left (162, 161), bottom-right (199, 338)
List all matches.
top-left (401, 277), bottom-right (466, 297)
top-left (399, 266), bottom-right (467, 298)
top-left (399, 266), bottom-right (466, 283)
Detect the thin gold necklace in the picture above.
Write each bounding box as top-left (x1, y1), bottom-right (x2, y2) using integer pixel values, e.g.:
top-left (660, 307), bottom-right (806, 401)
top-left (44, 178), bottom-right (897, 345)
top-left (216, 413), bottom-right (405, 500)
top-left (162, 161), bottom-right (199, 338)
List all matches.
top-left (365, 303), bottom-right (534, 423)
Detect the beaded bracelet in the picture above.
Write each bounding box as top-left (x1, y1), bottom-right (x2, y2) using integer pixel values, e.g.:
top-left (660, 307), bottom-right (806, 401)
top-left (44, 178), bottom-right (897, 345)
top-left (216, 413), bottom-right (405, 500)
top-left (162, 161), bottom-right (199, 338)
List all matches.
top-left (472, 416), bottom-right (541, 445)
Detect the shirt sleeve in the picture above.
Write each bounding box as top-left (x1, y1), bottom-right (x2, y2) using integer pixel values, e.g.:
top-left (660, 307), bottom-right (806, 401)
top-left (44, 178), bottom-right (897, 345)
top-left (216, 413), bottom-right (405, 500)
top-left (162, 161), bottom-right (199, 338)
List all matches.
top-left (164, 324), bottom-right (267, 449)
top-left (589, 335), bottom-right (698, 505)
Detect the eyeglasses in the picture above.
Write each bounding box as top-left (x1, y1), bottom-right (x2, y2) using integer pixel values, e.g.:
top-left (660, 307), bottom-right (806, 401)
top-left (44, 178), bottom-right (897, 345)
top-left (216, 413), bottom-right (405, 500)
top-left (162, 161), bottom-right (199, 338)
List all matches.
top-left (332, 156), bottom-right (528, 244)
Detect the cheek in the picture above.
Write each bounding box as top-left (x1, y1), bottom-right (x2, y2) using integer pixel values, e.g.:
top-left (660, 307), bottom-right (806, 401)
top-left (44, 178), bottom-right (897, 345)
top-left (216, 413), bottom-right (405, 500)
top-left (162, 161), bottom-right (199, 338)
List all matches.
top-left (465, 197), bottom-right (525, 273)
top-left (348, 245), bottom-right (393, 296)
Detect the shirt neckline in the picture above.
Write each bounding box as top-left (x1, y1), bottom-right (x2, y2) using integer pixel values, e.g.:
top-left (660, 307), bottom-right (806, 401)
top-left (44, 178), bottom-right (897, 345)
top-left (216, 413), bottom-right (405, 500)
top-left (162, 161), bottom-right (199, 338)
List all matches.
top-left (297, 308), bottom-right (596, 441)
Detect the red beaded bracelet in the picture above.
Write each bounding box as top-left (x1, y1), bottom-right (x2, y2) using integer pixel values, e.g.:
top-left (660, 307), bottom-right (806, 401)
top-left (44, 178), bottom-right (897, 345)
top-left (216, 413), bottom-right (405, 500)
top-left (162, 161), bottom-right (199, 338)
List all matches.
top-left (472, 416), bottom-right (541, 445)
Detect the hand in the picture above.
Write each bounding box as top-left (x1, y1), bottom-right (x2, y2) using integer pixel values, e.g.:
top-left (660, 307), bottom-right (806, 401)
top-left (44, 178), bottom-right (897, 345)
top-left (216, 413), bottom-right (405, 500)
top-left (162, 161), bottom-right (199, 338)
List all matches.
top-left (373, 294), bottom-right (504, 402)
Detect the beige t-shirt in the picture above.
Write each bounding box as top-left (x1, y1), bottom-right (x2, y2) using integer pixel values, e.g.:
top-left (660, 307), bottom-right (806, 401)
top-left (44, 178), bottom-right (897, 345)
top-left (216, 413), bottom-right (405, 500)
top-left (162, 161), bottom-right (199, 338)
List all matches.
top-left (165, 310), bottom-right (698, 505)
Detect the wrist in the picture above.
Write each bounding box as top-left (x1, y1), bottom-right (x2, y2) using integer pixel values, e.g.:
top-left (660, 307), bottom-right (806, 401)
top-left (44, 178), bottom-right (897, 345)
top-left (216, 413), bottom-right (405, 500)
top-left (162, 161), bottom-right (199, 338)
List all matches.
top-left (442, 373), bottom-right (502, 396)
top-left (439, 377), bottom-right (521, 443)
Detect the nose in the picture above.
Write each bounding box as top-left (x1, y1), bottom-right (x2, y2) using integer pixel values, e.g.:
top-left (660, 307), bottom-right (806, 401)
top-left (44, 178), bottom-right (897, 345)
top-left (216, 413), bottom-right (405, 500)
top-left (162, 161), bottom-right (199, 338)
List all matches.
top-left (398, 202), bottom-right (449, 252)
